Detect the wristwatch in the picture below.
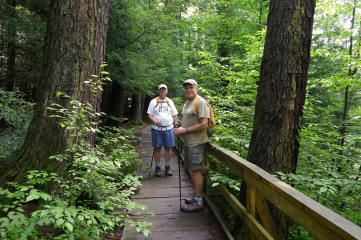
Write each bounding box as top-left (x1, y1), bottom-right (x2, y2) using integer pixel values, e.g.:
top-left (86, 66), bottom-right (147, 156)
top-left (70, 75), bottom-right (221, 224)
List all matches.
top-left (186, 128), bottom-right (188, 134)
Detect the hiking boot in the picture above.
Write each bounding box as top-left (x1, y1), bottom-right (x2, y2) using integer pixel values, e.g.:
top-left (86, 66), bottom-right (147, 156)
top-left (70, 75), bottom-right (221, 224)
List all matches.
top-left (184, 197), bottom-right (197, 205)
top-left (155, 166), bottom-right (161, 177)
top-left (181, 201), bottom-right (204, 212)
top-left (165, 166), bottom-right (172, 176)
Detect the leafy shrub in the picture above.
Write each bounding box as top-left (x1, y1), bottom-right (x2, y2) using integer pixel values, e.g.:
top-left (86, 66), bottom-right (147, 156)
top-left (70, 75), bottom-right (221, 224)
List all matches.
top-left (0, 89), bottom-right (34, 161)
top-left (0, 72), bottom-right (152, 239)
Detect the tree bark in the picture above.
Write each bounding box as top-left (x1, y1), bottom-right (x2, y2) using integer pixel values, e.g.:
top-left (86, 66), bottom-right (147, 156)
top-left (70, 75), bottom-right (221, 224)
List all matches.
top-left (5, 0), bottom-right (16, 92)
top-left (1, 0), bottom-right (111, 186)
top-left (235, 1), bottom-right (316, 239)
top-left (104, 81), bottom-right (125, 126)
top-left (128, 92), bottom-right (143, 125)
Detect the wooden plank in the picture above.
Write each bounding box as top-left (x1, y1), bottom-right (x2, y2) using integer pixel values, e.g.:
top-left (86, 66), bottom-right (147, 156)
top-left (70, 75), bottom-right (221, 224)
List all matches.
top-left (246, 183), bottom-right (256, 240)
top-left (204, 193), bottom-right (235, 240)
top-left (215, 184), bottom-right (274, 240)
top-left (207, 142), bottom-right (361, 240)
top-left (255, 192), bottom-right (279, 240)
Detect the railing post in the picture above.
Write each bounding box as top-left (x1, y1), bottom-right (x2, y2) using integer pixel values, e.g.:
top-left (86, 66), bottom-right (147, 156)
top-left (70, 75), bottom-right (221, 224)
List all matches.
top-left (255, 192), bottom-right (279, 240)
top-left (246, 183), bottom-right (256, 240)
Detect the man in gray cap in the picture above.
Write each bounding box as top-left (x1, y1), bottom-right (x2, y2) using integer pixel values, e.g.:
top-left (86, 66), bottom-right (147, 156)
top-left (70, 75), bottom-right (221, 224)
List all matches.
top-left (174, 79), bottom-right (209, 212)
top-left (147, 84), bottom-right (179, 177)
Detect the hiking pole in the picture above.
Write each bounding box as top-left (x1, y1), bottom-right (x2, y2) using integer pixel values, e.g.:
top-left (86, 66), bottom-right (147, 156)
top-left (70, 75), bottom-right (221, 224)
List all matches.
top-left (178, 136), bottom-right (181, 211)
top-left (148, 126), bottom-right (159, 179)
top-left (176, 123), bottom-right (182, 211)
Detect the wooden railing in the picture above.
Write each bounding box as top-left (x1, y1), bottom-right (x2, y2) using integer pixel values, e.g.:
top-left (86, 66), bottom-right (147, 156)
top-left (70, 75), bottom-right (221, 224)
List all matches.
top-left (175, 139), bottom-right (361, 240)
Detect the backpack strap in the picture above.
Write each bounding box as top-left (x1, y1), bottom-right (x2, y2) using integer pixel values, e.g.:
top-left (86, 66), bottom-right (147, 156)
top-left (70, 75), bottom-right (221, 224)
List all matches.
top-left (194, 98), bottom-right (200, 116)
top-left (154, 97), bottom-right (171, 110)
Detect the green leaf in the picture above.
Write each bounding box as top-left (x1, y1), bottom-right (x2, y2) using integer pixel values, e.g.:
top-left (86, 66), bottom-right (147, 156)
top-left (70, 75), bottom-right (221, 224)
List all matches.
top-left (20, 187), bottom-right (29, 192)
top-left (143, 229), bottom-right (151, 237)
top-left (56, 218), bottom-right (65, 226)
top-left (26, 194), bottom-right (39, 202)
top-left (40, 209), bottom-right (50, 217)
top-left (65, 222), bottom-right (73, 232)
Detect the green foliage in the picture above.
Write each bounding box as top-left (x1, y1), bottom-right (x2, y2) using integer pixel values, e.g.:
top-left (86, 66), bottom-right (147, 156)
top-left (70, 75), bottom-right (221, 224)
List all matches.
top-left (209, 170), bottom-right (241, 192)
top-left (0, 74), bottom-right (152, 239)
top-left (184, 1), bottom-right (361, 237)
top-left (106, 0), bottom-right (186, 97)
top-left (0, 89), bottom-right (34, 161)
top-left (0, 1), bottom-right (47, 96)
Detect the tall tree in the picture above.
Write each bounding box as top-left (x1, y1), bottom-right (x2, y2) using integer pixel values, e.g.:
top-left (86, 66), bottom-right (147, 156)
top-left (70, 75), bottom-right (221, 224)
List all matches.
top-left (5, 0), bottom-right (16, 91)
top-left (1, 0), bottom-right (111, 185)
top-left (338, 0), bottom-right (356, 151)
top-left (127, 91), bottom-right (142, 125)
top-left (246, 0), bottom-right (316, 239)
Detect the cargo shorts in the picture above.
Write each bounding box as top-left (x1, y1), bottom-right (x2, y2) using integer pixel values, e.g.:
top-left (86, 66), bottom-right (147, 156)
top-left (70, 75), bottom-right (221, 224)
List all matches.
top-left (184, 143), bottom-right (205, 171)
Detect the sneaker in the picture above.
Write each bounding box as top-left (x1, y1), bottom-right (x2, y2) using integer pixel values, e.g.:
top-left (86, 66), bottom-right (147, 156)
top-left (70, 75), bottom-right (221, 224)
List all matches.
top-left (165, 166), bottom-right (172, 176)
top-left (155, 166), bottom-right (161, 177)
top-left (181, 201), bottom-right (204, 212)
top-left (184, 197), bottom-right (197, 204)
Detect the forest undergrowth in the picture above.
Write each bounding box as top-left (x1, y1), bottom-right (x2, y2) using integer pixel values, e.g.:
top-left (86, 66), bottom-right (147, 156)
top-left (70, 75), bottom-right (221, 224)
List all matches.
top-left (0, 77), bottom-right (152, 239)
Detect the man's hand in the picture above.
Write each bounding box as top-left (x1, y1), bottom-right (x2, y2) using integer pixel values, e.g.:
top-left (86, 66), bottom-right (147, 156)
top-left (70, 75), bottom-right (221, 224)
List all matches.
top-left (174, 127), bottom-right (186, 136)
top-left (155, 120), bottom-right (162, 127)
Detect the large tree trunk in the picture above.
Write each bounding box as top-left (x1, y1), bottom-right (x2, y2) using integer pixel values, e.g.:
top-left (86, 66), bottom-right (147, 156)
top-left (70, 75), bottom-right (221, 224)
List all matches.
top-left (104, 81), bottom-right (125, 126)
top-left (234, 1), bottom-right (316, 239)
top-left (5, 0), bottom-right (16, 92)
top-left (0, 0), bottom-right (111, 186)
top-left (128, 92), bottom-right (143, 125)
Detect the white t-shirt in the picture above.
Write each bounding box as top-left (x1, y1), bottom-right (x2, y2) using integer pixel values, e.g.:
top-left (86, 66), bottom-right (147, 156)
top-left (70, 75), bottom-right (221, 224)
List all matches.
top-left (147, 97), bottom-right (178, 130)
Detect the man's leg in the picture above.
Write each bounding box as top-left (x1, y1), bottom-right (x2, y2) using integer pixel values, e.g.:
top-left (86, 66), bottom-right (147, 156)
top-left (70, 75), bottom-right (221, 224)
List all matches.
top-left (164, 147), bottom-right (172, 176)
top-left (154, 147), bottom-right (162, 177)
top-left (163, 129), bottom-right (174, 176)
top-left (192, 169), bottom-right (204, 198)
top-left (187, 168), bottom-right (203, 200)
top-left (181, 143), bottom-right (205, 212)
top-left (182, 168), bottom-right (204, 212)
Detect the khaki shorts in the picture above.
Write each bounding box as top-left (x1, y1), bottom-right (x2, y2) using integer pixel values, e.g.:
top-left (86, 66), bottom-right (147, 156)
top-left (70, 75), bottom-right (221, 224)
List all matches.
top-left (184, 144), bottom-right (205, 171)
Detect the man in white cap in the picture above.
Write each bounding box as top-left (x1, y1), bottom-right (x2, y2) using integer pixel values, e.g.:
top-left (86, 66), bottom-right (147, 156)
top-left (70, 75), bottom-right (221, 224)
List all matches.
top-left (147, 84), bottom-right (179, 177)
top-left (174, 79), bottom-right (209, 212)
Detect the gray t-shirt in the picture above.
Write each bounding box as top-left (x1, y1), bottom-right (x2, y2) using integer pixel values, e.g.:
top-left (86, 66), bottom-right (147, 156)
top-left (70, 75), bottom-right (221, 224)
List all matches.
top-left (181, 95), bottom-right (209, 147)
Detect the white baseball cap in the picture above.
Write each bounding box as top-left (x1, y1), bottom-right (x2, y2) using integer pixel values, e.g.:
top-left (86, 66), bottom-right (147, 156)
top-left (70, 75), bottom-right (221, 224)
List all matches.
top-left (158, 84), bottom-right (168, 90)
top-left (183, 79), bottom-right (198, 86)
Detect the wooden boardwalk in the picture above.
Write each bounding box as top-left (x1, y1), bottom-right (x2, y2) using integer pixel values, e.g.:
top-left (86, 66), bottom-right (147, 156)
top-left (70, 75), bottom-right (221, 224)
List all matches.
top-left (122, 125), bottom-right (224, 240)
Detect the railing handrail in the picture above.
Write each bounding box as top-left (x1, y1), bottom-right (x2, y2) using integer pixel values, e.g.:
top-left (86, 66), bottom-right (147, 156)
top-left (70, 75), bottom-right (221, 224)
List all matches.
top-left (176, 138), bottom-right (361, 240)
top-left (206, 141), bottom-right (361, 240)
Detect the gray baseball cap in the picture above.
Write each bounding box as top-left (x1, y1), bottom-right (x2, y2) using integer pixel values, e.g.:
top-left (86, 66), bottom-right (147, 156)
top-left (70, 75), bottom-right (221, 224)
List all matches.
top-left (183, 79), bottom-right (198, 86)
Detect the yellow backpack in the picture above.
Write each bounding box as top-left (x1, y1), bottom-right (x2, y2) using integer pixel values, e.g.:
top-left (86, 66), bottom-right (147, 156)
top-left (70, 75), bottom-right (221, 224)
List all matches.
top-left (195, 98), bottom-right (216, 137)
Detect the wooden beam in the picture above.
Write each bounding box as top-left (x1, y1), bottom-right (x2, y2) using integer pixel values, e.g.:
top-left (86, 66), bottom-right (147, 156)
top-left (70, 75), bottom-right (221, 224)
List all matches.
top-left (216, 184), bottom-right (274, 240)
top-left (247, 183), bottom-right (256, 240)
top-left (204, 193), bottom-right (235, 240)
top-left (206, 142), bottom-right (361, 240)
top-left (255, 192), bottom-right (279, 240)
top-left (244, 168), bottom-right (359, 240)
